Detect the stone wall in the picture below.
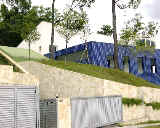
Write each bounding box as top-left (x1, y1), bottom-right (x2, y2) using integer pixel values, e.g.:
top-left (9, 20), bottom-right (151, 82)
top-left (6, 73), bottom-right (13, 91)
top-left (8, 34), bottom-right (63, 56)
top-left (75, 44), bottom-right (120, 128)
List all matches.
top-left (123, 105), bottom-right (160, 124)
top-left (19, 61), bottom-right (160, 125)
top-left (57, 98), bottom-right (71, 128)
top-left (0, 65), bottom-right (39, 86)
top-left (103, 80), bottom-right (160, 103)
top-left (19, 62), bottom-right (160, 103)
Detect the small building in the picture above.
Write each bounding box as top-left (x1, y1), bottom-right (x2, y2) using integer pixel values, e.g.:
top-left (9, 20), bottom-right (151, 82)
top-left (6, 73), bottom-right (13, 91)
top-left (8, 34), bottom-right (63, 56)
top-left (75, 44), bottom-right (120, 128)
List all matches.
top-left (45, 41), bottom-right (160, 85)
top-left (17, 21), bottom-right (113, 55)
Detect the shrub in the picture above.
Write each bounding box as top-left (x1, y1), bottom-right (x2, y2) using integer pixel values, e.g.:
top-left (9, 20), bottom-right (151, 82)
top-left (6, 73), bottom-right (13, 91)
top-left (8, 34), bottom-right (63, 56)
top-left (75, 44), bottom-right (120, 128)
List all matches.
top-left (145, 102), bottom-right (160, 110)
top-left (122, 97), bottom-right (143, 106)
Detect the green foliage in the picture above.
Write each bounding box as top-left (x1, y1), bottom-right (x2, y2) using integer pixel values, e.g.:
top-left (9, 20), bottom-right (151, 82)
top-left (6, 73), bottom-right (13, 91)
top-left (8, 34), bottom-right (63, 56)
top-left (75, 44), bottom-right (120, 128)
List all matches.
top-left (97, 25), bottom-right (113, 36)
top-left (21, 24), bottom-right (40, 43)
top-left (120, 13), bottom-right (159, 46)
top-left (143, 126), bottom-right (160, 128)
top-left (146, 102), bottom-right (160, 110)
top-left (57, 9), bottom-right (88, 42)
top-left (138, 120), bottom-right (160, 125)
top-left (122, 97), bottom-right (143, 106)
top-left (0, 1), bottom-right (58, 46)
top-left (72, 0), bottom-right (95, 8)
top-left (118, 120), bottom-right (160, 127)
top-left (120, 13), bottom-right (159, 56)
top-left (122, 97), bottom-right (160, 110)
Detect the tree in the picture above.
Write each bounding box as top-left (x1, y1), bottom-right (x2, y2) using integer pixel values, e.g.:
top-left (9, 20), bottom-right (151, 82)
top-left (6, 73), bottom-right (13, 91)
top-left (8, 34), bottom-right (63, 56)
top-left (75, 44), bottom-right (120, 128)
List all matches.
top-left (120, 13), bottom-right (159, 76)
top-left (0, 1), bottom-right (57, 46)
top-left (21, 23), bottom-right (40, 61)
top-left (72, 0), bottom-right (141, 69)
top-left (50, 0), bottom-right (55, 59)
top-left (80, 25), bottom-right (91, 63)
top-left (56, 8), bottom-right (88, 62)
top-left (120, 13), bottom-right (159, 52)
top-left (112, 0), bottom-right (141, 69)
top-left (1, 0), bottom-right (39, 53)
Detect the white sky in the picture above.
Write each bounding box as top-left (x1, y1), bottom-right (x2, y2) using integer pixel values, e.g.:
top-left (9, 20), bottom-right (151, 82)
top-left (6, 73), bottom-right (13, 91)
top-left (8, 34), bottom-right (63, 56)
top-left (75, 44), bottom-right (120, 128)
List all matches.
top-left (31, 0), bottom-right (160, 48)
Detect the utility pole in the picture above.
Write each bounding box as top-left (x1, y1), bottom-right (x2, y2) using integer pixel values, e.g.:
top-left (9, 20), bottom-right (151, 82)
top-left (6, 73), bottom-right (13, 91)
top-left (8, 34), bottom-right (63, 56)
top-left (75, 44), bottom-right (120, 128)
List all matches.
top-left (50, 0), bottom-right (55, 59)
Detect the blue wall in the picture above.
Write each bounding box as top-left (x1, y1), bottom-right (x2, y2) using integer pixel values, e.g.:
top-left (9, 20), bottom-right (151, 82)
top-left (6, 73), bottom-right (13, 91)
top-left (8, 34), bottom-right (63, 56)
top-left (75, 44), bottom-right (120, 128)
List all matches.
top-left (44, 41), bottom-right (160, 85)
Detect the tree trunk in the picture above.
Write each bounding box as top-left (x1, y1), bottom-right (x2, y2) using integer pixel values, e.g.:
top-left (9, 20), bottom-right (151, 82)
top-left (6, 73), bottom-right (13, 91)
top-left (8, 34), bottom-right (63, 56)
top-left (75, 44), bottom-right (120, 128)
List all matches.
top-left (50, 0), bottom-right (55, 59)
top-left (112, 0), bottom-right (119, 69)
top-left (29, 41), bottom-right (31, 61)
top-left (65, 38), bottom-right (68, 64)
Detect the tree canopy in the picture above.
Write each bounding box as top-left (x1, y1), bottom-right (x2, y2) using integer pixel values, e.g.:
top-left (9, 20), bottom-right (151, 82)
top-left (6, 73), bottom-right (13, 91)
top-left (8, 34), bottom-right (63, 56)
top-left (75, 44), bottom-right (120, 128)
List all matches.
top-left (56, 9), bottom-right (88, 42)
top-left (0, 0), bottom-right (59, 46)
top-left (120, 13), bottom-right (159, 54)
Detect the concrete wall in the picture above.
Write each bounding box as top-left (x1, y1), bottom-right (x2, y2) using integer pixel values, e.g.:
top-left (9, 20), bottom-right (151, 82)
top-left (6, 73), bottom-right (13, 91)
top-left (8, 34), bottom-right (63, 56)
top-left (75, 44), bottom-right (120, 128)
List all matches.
top-left (0, 65), bottom-right (39, 86)
top-left (123, 104), bottom-right (160, 124)
top-left (57, 98), bottom-right (71, 128)
top-left (19, 61), bottom-right (160, 126)
top-left (19, 61), bottom-right (160, 103)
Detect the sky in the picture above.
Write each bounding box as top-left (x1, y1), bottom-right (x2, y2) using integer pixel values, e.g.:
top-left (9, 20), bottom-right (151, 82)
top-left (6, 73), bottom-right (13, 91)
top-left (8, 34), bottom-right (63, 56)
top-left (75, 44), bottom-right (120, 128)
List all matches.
top-left (31, 0), bottom-right (160, 48)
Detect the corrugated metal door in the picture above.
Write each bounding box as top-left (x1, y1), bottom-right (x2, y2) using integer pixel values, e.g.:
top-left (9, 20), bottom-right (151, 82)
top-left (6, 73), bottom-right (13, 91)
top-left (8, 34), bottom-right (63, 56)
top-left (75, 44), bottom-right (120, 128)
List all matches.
top-left (40, 99), bottom-right (57, 128)
top-left (16, 88), bottom-right (38, 128)
top-left (0, 88), bottom-right (15, 128)
top-left (0, 86), bottom-right (39, 128)
top-left (71, 96), bottom-right (122, 128)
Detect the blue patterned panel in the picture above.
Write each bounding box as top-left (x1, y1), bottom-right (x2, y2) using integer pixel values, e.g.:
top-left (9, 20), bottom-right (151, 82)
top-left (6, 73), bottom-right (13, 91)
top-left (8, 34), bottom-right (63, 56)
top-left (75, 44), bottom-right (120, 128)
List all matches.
top-left (143, 57), bottom-right (151, 73)
top-left (129, 56), bottom-right (138, 75)
top-left (44, 43), bottom-right (86, 59)
top-left (44, 41), bottom-right (160, 85)
top-left (118, 47), bottom-right (125, 70)
top-left (138, 73), bottom-right (160, 85)
top-left (155, 50), bottom-right (160, 75)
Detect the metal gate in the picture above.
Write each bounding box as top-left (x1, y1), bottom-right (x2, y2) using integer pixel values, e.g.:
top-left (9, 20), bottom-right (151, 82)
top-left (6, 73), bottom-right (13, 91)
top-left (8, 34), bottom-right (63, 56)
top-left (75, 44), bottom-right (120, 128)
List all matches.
top-left (71, 96), bottom-right (122, 128)
top-left (0, 85), bottom-right (40, 128)
top-left (40, 99), bottom-right (57, 128)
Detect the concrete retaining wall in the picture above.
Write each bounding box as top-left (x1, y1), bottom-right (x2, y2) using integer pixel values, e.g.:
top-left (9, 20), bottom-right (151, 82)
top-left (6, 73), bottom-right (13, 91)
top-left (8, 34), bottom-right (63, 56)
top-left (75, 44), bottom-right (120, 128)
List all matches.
top-left (0, 65), bottom-right (39, 86)
top-left (19, 61), bottom-right (160, 103)
top-left (19, 61), bottom-right (160, 125)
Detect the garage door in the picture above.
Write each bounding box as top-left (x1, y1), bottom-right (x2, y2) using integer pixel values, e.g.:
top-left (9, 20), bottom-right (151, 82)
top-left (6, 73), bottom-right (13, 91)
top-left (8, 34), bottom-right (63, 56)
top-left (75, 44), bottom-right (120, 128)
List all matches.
top-left (0, 86), bottom-right (39, 128)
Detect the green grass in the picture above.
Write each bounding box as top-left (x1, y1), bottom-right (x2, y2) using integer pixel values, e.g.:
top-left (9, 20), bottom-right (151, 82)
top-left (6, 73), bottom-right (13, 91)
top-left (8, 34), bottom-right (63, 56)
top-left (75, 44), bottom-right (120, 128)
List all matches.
top-left (40, 59), bottom-right (160, 89)
top-left (0, 46), bottom-right (48, 62)
top-left (138, 121), bottom-right (160, 125)
top-left (117, 120), bottom-right (160, 127)
top-left (0, 46), bottom-right (159, 89)
top-left (143, 126), bottom-right (160, 128)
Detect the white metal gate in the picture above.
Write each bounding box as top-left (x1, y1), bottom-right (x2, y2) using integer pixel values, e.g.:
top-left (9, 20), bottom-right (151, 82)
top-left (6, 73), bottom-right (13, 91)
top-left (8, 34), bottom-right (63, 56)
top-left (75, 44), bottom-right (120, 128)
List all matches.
top-left (0, 86), bottom-right (40, 128)
top-left (71, 96), bottom-right (122, 128)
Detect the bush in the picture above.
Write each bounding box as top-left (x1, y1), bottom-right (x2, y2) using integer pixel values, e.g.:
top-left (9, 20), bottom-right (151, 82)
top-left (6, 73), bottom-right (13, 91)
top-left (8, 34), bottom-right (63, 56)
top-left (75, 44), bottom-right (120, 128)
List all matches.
top-left (122, 97), bottom-right (143, 106)
top-left (145, 102), bottom-right (160, 110)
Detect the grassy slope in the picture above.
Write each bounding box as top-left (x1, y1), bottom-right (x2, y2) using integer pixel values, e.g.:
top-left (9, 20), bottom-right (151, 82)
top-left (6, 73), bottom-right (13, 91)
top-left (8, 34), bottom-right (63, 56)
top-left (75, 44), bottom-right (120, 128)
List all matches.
top-left (143, 126), bottom-right (160, 128)
top-left (0, 46), bottom-right (159, 89)
top-left (40, 60), bottom-right (160, 89)
top-left (0, 46), bottom-right (48, 62)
